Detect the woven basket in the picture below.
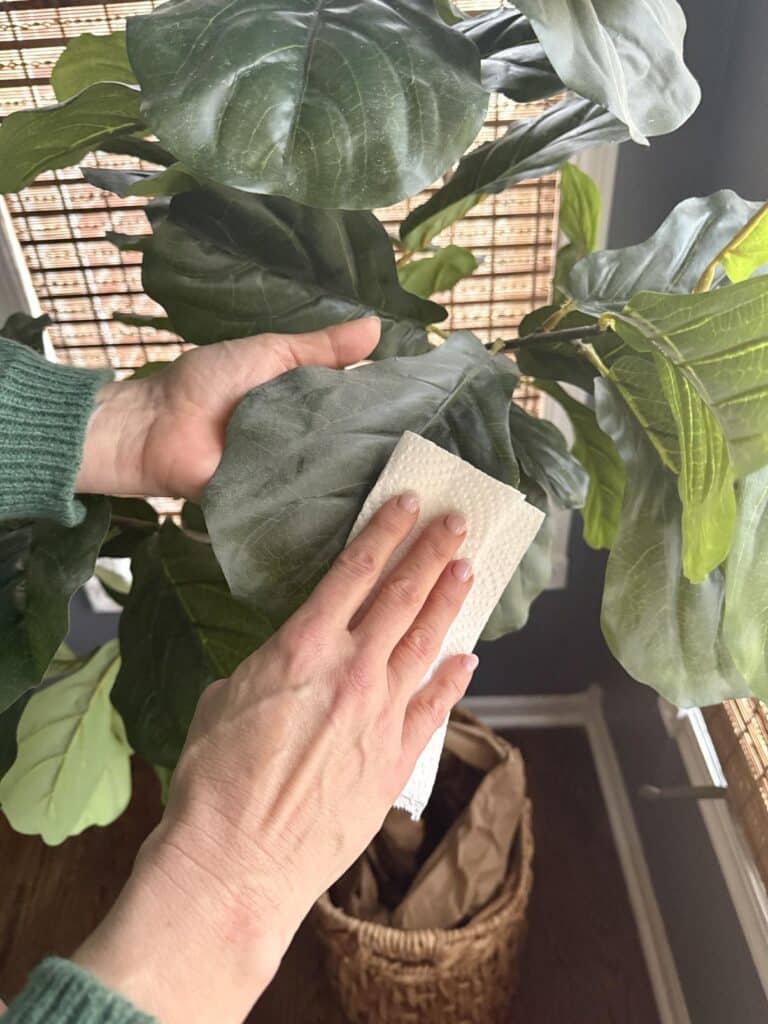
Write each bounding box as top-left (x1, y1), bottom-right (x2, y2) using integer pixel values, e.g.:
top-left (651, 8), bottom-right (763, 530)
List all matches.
top-left (313, 749), bottom-right (533, 1024)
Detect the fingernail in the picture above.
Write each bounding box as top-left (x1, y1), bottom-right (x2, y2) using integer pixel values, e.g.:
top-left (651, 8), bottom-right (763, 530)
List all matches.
top-left (398, 491), bottom-right (419, 514)
top-left (445, 513), bottom-right (467, 535)
top-left (462, 654), bottom-right (479, 672)
top-left (452, 558), bottom-right (473, 581)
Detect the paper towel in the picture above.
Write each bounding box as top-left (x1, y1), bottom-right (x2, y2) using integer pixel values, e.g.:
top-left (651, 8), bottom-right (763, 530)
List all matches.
top-left (346, 431), bottom-right (545, 819)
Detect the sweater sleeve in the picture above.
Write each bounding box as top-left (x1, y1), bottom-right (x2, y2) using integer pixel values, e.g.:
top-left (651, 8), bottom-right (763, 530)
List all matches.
top-left (2, 958), bottom-right (155, 1023)
top-left (0, 339), bottom-right (113, 526)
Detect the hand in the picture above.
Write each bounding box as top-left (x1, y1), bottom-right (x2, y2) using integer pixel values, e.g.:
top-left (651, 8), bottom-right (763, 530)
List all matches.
top-left (74, 319), bottom-right (380, 499)
top-left (73, 496), bottom-right (478, 1023)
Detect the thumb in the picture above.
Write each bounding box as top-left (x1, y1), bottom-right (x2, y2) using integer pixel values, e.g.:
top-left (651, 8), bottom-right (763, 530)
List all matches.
top-left (281, 317), bottom-right (381, 369)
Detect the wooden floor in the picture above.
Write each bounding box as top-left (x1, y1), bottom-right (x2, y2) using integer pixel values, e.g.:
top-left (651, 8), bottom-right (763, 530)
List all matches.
top-left (0, 727), bottom-right (660, 1023)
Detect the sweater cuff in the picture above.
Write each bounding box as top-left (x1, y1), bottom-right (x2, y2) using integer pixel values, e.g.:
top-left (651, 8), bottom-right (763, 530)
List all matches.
top-left (3, 958), bottom-right (155, 1023)
top-left (0, 340), bottom-right (113, 526)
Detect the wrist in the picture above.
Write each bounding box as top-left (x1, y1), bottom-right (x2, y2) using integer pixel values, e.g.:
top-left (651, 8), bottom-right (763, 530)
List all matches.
top-left (73, 822), bottom-right (285, 1024)
top-left (75, 378), bottom-right (160, 497)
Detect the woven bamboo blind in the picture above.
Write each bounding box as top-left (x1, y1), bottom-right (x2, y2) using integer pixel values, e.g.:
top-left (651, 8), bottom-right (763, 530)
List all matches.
top-left (704, 701), bottom-right (768, 891)
top-left (0, 0), bottom-right (557, 389)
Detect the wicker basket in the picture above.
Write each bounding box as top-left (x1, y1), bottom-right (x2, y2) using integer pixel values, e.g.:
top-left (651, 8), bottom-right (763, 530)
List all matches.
top-left (313, 731), bottom-right (534, 1024)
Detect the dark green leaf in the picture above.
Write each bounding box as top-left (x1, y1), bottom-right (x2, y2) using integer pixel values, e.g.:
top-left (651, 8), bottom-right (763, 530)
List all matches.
top-left (180, 502), bottom-right (207, 534)
top-left (0, 313), bottom-right (51, 354)
top-left (100, 497), bottom-right (159, 559)
top-left (397, 246), bottom-right (478, 299)
top-left (722, 467), bottom-right (768, 700)
top-left (455, 6), bottom-right (561, 102)
top-left (203, 333), bottom-right (519, 622)
top-left (142, 186), bottom-right (445, 358)
top-left (0, 694), bottom-right (28, 782)
top-left (537, 381), bottom-right (624, 549)
top-left (0, 497), bottom-right (110, 713)
top-left (98, 136), bottom-right (175, 166)
top-left (614, 279), bottom-right (768, 477)
top-left (0, 83), bottom-right (144, 194)
top-left (127, 361), bottom-right (169, 380)
top-left (112, 313), bottom-right (175, 333)
top-left (127, 0), bottom-right (488, 209)
top-left (51, 31), bottom-right (136, 102)
top-left (515, 0), bottom-right (700, 143)
top-left (83, 164), bottom-right (197, 199)
top-left (400, 95), bottom-right (627, 250)
top-left (596, 380), bottom-right (748, 707)
top-left (567, 191), bottom-right (764, 315)
top-left (106, 231), bottom-right (149, 254)
top-left (559, 162), bottom-right (600, 254)
top-left (514, 304), bottom-right (597, 392)
top-left (507, 402), bottom-right (588, 509)
top-left (113, 523), bottom-right (272, 766)
top-left (481, 483), bottom-right (552, 640)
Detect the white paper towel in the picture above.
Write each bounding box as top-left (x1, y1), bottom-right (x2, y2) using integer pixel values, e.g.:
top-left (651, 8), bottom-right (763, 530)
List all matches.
top-left (346, 431), bottom-right (545, 819)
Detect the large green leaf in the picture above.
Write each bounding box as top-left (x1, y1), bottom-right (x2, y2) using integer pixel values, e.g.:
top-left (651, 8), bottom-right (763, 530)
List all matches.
top-left (567, 191), bottom-right (764, 315)
top-left (455, 6), bottom-right (561, 102)
top-left (127, 0), bottom-right (487, 209)
top-left (141, 186), bottom-right (444, 358)
top-left (400, 95), bottom-right (627, 251)
top-left (515, 0), bottom-right (699, 143)
top-left (481, 483), bottom-right (552, 640)
top-left (0, 84), bottom-right (144, 194)
top-left (538, 381), bottom-right (624, 550)
top-left (608, 354), bottom-right (680, 472)
top-left (507, 402), bottom-right (587, 509)
top-left (719, 205), bottom-right (768, 285)
top-left (0, 641), bottom-right (131, 845)
top-left (203, 333), bottom-right (519, 622)
top-left (514, 304), bottom-right (598, 392)
top-left (100, 497), bottom-right (159, 559)
top-left (614, 279), bottom-right (768, 477)
top-left (397, 246), bottom-right (478, 299)
top-left (0, 313), bottom-right (51, 354)
top-left (82, 165), bottom-right (197, 199)
top-left (596, 380), bottom-right (748, 707)
top-left (113, 523), bottom-right (272, 767)
top-left (722, 467), bottom-right (768, 699)
top-left (51, 31), bottom-right (136, 102)
top-left (654, 356), bottom-right (736, 583)
top-left (0, 497), bottom-right (110, 714)
top-left (559, 162), bottom-right (600, 255)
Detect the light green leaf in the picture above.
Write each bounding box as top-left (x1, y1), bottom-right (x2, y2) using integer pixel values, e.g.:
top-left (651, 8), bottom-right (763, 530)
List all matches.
top-left (596, 380), bottom-right (748, 707)
top-left (153, 763), bottom-right (172, 805)
top-left (481, 485), bottom-right (552, 640)
top-left (1, 313), bottom-right (51, 354)
top-left (51, 31), bottom-right (136, 102)
top-left (722, 466), bottom-right (768, 699)
top-left (537, 381), bottom-right (625, 550)
top-left (455, 6), bottom-right (561, 102)
top-left (397, 246), bottom-right (478, 299)
top-left (608, 354), bottom-right (680, 472)
top-left (614, 279), bottom-right (768, 476)
top-left (400, 95), bottom-right (627, 251)
top-left (142, 186), bottom-right (444, 358)
top-left (0, 497), bottom-right (110, 714)
top-left (0, 641), bottom-right (132, 845)
top-left (567, 191), bottom-right (764, 315)
top-left (203, 333), bottom-right (519, 622)
top-left (127, 0), bottom-right (488, 209)
top-left (0, 83), bottom-right (144, 194)
top-left (559, 162), bottom-right (600, 254)
top-left (113, 523), bottom-right (273, 767)
top-left (515, 0), bottom-right (700, 143)
top-left (655, 355), bottom-right (736, 583)
top-left (720, 205), bottom-right (768, 284)
top-left (507, 402), bottom-right (588, 509)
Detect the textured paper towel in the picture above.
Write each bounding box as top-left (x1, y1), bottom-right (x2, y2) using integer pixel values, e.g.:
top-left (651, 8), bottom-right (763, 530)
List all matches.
top-left (347, 431), bottom-right (545, 819)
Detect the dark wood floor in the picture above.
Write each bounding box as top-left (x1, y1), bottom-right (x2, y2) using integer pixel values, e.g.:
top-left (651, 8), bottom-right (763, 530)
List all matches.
top-left (0, 727), bottom-right (660, 1023)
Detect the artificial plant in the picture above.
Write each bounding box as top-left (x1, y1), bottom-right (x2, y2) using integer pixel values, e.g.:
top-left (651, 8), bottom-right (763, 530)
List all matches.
top-left (0, 0), bottom-right (766, 844)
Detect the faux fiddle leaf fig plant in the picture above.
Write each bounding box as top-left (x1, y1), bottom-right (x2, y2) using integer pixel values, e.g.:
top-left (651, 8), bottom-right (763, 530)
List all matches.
top-left (4, 0), bottom-right (768, 845)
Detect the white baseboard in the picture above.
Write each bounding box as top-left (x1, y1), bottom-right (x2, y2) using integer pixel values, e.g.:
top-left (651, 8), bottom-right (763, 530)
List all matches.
top-left (464, 688), bottom-right (691, 1024)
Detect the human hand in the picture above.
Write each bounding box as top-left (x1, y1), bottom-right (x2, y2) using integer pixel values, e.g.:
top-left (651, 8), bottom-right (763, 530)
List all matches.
top-left (74, 318), bottom-right (380, 499)
top-left (73, 495), bottom-right (478, 1023)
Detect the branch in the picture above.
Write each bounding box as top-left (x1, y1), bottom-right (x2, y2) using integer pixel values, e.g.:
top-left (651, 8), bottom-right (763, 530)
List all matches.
top-left (694, 198), bottom-right (768, 293)
top-left (501, 323), bottom-right (607, 351)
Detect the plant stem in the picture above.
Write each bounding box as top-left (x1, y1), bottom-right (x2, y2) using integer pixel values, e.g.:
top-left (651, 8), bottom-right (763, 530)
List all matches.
top-left (110, 515), bottom-right (158, 532)
top-left (541, 299), bottom-right (576, 331)
top-left (396, 250), bottom-right (415, 267)
top-left (501, 323), bottom-right (606, 351)
top-left (427, 324), bottom-right (449, 339)
top-left (694, 199), bottom-right (768, 293)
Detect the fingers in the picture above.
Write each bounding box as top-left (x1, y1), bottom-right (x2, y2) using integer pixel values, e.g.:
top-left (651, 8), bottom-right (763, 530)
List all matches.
top-left (355, 513), bottom-right (468, 652)
top-left (388, 557), bottom-right (474, 696)
top-left (400, 654), bottom-right (478, 767)
top-left (279, 318), bottom-right (381, 370)
top-left (300, 492), bottom-right (420, 627)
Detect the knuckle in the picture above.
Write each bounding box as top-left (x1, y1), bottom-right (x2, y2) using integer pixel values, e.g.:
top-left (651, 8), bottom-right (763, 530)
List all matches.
top-left (278, 615), bottom-right (326, 666)
top-left (385, 574), bottom-right (421, 608)
top-left (336, 544), bottom-right (378, 581)
top-left (416, 692), bottom-right (448, 732)
top-left (401, 625), bottom-right (437, 662)
top-left (343, 655), bottom-right (376, 696)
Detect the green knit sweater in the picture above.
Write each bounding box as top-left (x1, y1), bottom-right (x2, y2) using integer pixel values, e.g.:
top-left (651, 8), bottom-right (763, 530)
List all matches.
top-left (1, 339), bottom-right (155, 1021)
